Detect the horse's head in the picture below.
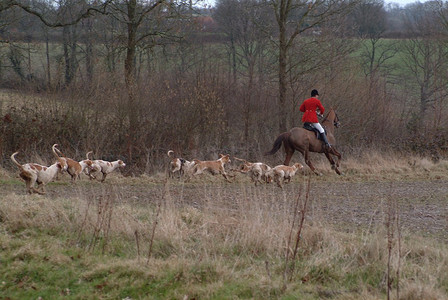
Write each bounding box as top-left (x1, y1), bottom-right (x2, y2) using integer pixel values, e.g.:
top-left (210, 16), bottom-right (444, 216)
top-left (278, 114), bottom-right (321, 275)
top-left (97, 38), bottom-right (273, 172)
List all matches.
top-left (323, 108), bottom-right (340, 128)
top-left (333, 111), bottom-right (340, 128)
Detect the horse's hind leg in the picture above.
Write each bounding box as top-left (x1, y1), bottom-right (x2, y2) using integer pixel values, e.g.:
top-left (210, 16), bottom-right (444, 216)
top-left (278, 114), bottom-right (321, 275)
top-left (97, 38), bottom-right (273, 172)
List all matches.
top-left (283, 147), bottom-right (294, 166)
top-left (303, 150), bottom-right (320, 176)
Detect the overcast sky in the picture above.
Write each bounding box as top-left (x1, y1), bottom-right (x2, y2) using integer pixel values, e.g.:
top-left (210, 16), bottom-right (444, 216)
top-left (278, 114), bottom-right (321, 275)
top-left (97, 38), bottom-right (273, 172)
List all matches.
top-left (202, 0), bottom-right (426, 8)
top-left (387, 0), bottom-right (423, 6)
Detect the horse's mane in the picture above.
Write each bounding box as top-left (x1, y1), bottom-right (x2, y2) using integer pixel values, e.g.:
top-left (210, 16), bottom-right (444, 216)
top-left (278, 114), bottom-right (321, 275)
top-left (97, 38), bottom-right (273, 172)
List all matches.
top-left (322, 107), bottom-right (334, 124)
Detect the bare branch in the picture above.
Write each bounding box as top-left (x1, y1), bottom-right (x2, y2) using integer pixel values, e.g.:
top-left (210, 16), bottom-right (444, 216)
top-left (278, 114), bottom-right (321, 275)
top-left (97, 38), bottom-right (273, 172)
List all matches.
top-left (4, 0), bottom-right (113, 27)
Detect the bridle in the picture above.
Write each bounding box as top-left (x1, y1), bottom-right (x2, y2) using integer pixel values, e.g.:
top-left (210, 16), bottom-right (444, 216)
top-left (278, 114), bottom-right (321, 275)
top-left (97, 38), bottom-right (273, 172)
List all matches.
top-left (322, 110), bottom-right (340, 128)
top-left (333, 112), bottom-right (340, 128)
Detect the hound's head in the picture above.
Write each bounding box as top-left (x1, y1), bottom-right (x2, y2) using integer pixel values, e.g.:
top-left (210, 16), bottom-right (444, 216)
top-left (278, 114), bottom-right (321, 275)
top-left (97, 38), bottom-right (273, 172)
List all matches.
top-left (84, 160), bottom-right (95, 170)
top-left (238, 162), bottom-right (251, 173)
top-left (118, 160), bottom-right (126, 168)
top-left (219, 154), bottom-right (231, 164)
top-left (264, 170), bottom-right (274, 183)
top-left (170, 158), bottom-right (181, 171)
top-left (293, 163), bottom-right (304, 170)
top-left (234, 157), bottom-right (250, 172)
top-left (57, 158), bottom-right (69, 172)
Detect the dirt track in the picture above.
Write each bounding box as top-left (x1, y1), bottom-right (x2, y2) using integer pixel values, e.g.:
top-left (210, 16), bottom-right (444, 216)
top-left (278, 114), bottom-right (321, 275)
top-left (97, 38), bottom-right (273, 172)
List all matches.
top-left (3, 174), bottom-right (448, 241)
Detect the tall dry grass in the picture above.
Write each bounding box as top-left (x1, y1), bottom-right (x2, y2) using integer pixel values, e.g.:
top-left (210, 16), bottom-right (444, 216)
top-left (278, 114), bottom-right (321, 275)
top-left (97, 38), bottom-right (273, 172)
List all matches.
top-left (1, 174), bottom-right (447, 298)
top-left (335, 149), bottom-right (448, 180)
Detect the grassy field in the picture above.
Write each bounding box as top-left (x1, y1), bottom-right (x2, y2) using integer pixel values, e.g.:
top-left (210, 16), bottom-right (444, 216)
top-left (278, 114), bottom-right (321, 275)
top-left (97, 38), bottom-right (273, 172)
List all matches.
top-left (1, 153), bottom-right (448, 299)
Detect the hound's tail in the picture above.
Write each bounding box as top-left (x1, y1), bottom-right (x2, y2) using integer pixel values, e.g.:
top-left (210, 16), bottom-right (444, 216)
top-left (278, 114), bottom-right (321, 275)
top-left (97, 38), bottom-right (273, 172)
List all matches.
top-left (233, 157), bottom-right (247, 163)
top-left (86, 151), bottom-right (93, 160)
top-left (11, 152), bottom-right (23, 169)
top-left (54, 147), bottom-right (67, 158)
top-left (167, 150), bottom-right (175, 158)
top-left (264, 132), bottom-right (290, 156)
top-left (52, 144), bottom-right (63, 158)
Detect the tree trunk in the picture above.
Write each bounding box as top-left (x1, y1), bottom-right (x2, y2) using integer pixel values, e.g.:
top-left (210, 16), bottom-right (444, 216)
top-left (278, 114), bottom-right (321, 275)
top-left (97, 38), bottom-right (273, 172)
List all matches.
top-left (244, 61), bottom-right (255, 152)
top-left (124, 0), bottom-right (139, 161)
top-left (45, 29), bottom-right (51, 89)
top-left (85, 19), bottom-right (94, 86)
top-left (63, 26), bottom-right (78, 86)
top-left (278, 13), bottom-right (288, 132)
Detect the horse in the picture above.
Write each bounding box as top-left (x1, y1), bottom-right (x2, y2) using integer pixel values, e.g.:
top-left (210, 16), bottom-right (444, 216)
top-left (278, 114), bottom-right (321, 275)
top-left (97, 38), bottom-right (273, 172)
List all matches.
top-left (265, 108), bottom-right (342, 175)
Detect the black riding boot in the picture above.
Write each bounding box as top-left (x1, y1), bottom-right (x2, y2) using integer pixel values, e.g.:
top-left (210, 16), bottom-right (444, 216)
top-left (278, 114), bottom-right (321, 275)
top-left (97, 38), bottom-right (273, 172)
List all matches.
top-left (321, 132), bottom-right (332, 148)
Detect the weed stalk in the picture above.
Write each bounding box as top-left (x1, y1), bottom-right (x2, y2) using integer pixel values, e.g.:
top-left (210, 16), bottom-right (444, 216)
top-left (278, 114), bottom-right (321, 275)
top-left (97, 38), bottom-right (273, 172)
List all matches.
top-left (147, 200), bottom-right (162, 264)
top-left (283, 177), bottom-right (311, 284)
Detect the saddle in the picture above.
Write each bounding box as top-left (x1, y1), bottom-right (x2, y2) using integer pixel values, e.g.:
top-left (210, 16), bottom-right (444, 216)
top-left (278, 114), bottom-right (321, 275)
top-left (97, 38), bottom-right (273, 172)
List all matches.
top-left (303, 122), bottom-right (325, 141)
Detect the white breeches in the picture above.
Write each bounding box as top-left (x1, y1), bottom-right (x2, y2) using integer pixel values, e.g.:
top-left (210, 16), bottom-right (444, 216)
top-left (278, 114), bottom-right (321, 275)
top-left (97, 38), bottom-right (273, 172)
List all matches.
top-left (312, 123), bottom-right (325, 133)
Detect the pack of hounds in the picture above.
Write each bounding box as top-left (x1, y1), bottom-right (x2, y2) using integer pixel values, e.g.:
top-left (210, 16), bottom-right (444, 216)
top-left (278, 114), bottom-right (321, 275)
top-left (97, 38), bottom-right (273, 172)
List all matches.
top-left (167, 150), bottom-right (304, 189)
top-left (10, 146), bottom-right (303, 195)
top-left (11, 144), bottom-right (126, 195)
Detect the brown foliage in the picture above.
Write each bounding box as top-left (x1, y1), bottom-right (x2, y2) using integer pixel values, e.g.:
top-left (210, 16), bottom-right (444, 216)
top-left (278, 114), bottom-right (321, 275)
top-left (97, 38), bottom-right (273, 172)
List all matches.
top-left (2, 55), bottom-right (448, 174)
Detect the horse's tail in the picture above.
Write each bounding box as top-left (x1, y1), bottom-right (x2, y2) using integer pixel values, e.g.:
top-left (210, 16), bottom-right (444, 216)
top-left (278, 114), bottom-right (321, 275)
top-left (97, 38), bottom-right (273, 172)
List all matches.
top-left (264, 132), bottom-right (290, 156)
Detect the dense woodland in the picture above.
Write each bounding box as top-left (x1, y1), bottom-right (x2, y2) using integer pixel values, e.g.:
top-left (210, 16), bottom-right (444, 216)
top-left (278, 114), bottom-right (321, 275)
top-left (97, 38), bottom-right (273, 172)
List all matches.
top-left (1, 0), bottom-right (448, 175)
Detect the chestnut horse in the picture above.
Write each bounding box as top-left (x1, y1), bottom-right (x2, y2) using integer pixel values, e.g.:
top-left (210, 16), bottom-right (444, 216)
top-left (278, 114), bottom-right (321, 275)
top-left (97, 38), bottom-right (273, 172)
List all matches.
top-left (265, 108), bottom-right (342, 175)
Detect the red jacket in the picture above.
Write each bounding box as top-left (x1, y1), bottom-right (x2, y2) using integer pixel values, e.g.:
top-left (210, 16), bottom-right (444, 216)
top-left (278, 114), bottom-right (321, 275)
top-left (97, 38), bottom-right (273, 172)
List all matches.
top-left (299, 97), bottom-right (325, 123)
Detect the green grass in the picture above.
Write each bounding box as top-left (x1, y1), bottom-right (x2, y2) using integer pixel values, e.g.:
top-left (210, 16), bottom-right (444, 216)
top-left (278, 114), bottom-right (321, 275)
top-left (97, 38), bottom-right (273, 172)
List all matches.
top-left (2, 160), bottom-right (448, 299)
top-left (0, 206), bottom-right (446, 299)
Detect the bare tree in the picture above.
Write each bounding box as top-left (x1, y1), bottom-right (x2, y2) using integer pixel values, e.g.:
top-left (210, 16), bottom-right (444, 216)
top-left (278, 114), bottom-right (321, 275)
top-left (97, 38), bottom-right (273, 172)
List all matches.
top-left (0, 3), bottom-right (43, 83)
top-left (62, 24), bottom-right (79, 86)
top-left (0, 0), bottom-right (112, 26)
top-left (351, 0), bottom-right (398, 80)
top-left (264, 0), bottom-right (357, 131)
top-left (102, 0), bottom-right (194, 160)
top-left (7, 43), bottom-right (26, 80)
top-left (214, 0), bottom-right (274, 147)
top-left (286, 13), bottom-right (358, 129)
top-left (0, 0), bottom-right (113, 88)
top-left (400, 2), bottom-right (448, 129)
top-left (214, 0), bottom-right (239, 84)
top-left (80, 17), bottom-right (95, 86)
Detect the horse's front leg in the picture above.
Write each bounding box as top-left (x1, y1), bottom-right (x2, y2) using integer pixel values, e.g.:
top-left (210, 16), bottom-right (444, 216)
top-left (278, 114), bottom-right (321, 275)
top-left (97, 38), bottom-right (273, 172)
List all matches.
top-left (324, 152), bottom-right (341, 175)
top-left (330, 148), bottom-right (342, 168)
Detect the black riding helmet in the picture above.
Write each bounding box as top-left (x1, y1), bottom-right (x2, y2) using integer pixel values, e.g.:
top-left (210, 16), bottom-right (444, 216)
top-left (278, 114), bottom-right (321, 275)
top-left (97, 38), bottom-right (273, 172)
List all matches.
top-left (311, 89), bottom-right (319, 97)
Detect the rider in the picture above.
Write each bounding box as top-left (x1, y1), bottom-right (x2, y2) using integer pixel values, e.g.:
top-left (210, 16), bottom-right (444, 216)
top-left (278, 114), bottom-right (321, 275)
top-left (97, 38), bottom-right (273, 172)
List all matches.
top-left (299, 89), bottom-right (331, 148)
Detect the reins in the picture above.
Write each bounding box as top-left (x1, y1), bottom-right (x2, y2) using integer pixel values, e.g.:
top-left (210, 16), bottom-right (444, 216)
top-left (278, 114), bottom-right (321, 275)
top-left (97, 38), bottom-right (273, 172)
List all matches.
top-left (322, 109), bottom-right (339, 129)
